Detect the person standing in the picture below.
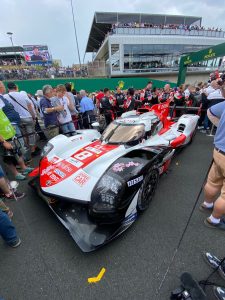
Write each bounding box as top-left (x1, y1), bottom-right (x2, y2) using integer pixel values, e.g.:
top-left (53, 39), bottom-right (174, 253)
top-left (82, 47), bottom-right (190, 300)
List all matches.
top-left (0, 209), bottom-right (21, 248)
top-left (40, 85), bottom-right (63, 140)
top-left (114, 87), bottom-right (125, 117)
top-left (144, 81), bottom-right (153, 103)
top-left (79, 90), bottom-right (95, 129)
top-left (200, 84), bottom-right (225, 230)
top-left (4, 82), bottom-right (37, 155)
top-left (65, 83), bottom-right (78, 128)
top-left (100, 88), bottom-right (113, 126)
top-left (53, 85), bottom-right (76, 135)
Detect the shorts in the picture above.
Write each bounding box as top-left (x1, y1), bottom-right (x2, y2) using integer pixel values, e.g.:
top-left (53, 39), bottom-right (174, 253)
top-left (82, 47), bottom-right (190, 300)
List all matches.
top-left (207, 149), bottom-right (225, 199)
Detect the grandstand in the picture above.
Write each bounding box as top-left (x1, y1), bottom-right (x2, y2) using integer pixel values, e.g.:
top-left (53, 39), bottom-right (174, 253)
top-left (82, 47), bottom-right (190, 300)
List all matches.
top-left (85, 12), bottom-right (225, 77)
top-left (0, 46), bottom-right (25, 66)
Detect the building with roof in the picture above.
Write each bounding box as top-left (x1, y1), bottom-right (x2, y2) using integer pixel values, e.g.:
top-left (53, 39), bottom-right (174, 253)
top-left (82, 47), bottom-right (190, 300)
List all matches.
top-left (85, 12), bottom-right (225, 77)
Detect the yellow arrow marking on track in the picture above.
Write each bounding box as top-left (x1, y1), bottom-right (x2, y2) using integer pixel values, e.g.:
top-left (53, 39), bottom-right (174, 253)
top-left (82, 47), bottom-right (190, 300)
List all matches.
top-left (88, 268), bottom-right (106, 283)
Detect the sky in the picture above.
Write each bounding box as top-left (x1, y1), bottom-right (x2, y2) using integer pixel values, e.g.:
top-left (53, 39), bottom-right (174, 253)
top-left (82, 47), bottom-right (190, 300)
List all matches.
top-left (0, 0), bottom-right (225, 66)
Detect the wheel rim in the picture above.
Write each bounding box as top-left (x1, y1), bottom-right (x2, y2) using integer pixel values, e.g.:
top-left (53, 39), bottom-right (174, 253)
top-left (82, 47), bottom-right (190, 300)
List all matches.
top-left (139, 170), bottom-right (159, 210)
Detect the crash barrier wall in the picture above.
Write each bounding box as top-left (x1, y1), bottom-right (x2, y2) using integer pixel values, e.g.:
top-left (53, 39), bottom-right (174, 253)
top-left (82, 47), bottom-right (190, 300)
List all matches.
top-left (2, 78), bottom-right (176, 95)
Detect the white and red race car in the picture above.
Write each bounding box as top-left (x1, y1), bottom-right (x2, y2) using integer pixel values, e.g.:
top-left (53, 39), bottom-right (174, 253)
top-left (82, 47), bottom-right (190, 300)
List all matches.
top-left (29, 102), bottom-right (199, 252)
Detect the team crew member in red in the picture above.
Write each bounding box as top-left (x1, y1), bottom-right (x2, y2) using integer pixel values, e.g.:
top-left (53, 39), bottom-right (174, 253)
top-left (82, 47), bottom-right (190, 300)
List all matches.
top-left (100, 88), bottom-right (114, 125)
top-left (158, 84), bottom-right (173, 103)
top-left (124, 88), bottom-right (136, 111)
top-left (143, 81), bottom-right (153, 103)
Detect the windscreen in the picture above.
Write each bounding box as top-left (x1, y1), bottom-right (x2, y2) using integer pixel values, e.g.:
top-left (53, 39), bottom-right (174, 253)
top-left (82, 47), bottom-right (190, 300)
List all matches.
top-left (101, 122), bottom-right (145, 144)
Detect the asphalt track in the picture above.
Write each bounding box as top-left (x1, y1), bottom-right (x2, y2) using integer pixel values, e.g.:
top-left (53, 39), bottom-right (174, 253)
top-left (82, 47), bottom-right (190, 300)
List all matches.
top-left (1, 132), bottom-right (224, 300)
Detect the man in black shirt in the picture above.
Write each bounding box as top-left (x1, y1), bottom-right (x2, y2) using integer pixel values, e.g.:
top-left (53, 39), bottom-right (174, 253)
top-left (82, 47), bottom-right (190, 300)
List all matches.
top-left (100, 88), bottom-right (113, 126)
top-left (30, 47), bottom-right (43, 61)
top-left (114, 87), bottom-right (125, 117)
top-left (144, 81), bottom-right (153, 103)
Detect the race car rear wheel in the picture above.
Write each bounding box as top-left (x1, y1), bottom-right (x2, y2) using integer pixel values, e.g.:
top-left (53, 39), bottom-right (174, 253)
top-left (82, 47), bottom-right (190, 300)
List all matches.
top-left (137, 168), bottom-right (159, 211)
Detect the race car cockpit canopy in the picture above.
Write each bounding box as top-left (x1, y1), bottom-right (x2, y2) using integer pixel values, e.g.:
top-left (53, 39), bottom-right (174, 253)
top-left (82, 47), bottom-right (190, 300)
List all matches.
top-left (101, 122), bottom-right (145, 144)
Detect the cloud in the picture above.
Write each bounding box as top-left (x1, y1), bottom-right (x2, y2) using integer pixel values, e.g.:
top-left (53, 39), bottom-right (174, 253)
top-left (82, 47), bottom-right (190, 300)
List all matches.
top-left (0, 0), bottom-right (224, 65)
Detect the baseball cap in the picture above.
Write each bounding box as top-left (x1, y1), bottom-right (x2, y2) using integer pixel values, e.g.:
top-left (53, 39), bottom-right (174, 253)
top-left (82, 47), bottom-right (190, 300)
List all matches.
top-left (35, 90), bottom-right (43, 97)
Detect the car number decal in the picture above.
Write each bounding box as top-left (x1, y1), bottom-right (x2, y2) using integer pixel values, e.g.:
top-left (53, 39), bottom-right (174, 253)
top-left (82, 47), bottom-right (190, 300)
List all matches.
top-left (40, 140), bottom-right (118, 188)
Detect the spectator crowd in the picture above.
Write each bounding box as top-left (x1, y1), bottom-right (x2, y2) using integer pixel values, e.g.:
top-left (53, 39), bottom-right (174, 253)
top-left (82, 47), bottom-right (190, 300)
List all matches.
top-left (112, 22), bottom-right (223, 32)
top-left (0, 66), bottom-right (88, 81)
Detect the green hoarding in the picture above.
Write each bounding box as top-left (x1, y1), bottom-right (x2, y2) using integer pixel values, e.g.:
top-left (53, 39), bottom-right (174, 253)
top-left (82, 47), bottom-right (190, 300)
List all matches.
top-left (177, 42), bottom-right (225, 86)
top-left (3, 77), bottom-right (176, 95)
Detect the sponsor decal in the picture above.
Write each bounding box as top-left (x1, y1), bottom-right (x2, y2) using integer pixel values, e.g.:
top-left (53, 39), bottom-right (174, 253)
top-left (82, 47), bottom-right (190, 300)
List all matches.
top-left (73, 171), bottom-right (90, 187)
top-left (112, 161), bottom-right (141, 172)
top-left (54, 168), bottom-right (66, 178)
top-left (66, 157), bottom-right (83, 168)
top-left (49, 156), bottom-right (62, 164)
top-left (41, 165), bottom-right (55, 176)
top-left (46, 180), bottom-right (52, 186)
top-left (71, 136), bottom-right (83, 142)
top-left (127, 175), bottom-right (143, 187)
top-left (85, 146), bottom-right (102, 155)
top-left (122, 212), bottom-right (138, 225)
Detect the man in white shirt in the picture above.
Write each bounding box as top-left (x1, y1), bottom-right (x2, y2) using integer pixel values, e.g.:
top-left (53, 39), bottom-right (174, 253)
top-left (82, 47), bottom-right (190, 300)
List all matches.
top-left (52, 85), bottom-right (76, 136)
top-left (4, 82), bottom-right (38, 155)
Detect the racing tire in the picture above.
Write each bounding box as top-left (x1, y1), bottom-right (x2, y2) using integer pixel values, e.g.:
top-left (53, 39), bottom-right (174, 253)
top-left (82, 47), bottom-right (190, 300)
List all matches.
top-left (137, 167), bottom-right (159, 211)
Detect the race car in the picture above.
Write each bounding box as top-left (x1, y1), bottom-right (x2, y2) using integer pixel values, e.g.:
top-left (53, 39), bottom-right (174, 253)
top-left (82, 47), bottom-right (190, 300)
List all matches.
top-left (29, 102), bottom-right (199, 252)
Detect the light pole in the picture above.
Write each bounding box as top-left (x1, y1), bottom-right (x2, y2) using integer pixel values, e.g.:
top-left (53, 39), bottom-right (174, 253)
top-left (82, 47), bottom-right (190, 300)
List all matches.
top-left (6, 32), bottom-right (18, 64)
top-left (70, 0), bottom-right (82, 69)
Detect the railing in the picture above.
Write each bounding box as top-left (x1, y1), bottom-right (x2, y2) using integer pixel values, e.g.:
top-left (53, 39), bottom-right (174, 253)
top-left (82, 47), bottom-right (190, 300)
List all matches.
top-left (112, 27), bottom-right (225, 38)
top-left (118, 66), bottom-right (225, 74)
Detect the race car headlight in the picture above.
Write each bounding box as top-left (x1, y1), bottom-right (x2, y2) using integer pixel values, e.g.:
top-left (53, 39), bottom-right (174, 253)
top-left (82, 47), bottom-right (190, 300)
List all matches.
top-left (91, 175), bottom-right (124, 213)
top-left (41, 142), bottom-right (53, 157)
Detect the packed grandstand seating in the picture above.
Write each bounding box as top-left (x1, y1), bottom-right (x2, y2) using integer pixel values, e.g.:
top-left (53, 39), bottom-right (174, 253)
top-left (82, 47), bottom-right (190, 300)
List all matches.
top-left (0, 66), bottom-right (88, 80)
top-left (112, 22), bottom-right (223, 31)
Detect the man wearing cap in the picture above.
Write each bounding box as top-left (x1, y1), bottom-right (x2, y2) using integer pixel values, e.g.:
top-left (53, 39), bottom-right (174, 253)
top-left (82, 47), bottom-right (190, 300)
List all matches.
top-left (200, 83), bottom-right (225, 230)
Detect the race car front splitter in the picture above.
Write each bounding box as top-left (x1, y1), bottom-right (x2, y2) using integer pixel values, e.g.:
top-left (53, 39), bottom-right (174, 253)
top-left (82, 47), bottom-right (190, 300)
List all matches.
top-left (29, 176), bottom-right (137, 252)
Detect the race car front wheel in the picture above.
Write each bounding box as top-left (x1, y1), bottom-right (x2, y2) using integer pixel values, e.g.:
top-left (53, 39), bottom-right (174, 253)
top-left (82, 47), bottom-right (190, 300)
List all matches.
top-left (137, 168), bottom-right (159, 211)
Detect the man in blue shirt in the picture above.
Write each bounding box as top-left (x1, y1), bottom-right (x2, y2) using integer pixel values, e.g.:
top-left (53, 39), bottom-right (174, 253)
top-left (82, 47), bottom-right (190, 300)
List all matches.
top-left (200, 86), bottom-right (225, 230)
top-left (79, 90), bottom-right (95, 129)
top-left (40, 85), bottom-right (63, 140)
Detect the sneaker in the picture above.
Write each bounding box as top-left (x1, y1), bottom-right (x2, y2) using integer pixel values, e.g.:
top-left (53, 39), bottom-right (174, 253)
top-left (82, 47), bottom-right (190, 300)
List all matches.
top-left (203, 252), bottom-right (221, 269)
top-left (199, 203), bottom-right (214, 212)
top-left (200, 129), bottom-right (207, 134)
top-left (204, 218), bottom-right (225, 230)
top-left (15, 173), bottom-right (26, 181)
top-left (8, 238), bottom-right (21, 248)
top-left (22, 167), bottom-right (34, 175)
top-left (198, 126), bottom-right (204, 130)
top-left (213, 286), bottom-right (225, 300)
top-left (4, 192), bottom-right (26, 200)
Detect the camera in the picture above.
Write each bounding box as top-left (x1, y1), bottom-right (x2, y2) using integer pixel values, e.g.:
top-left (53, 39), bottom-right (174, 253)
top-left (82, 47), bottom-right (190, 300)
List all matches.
top-left (171, 287), bottom-right (192, 300)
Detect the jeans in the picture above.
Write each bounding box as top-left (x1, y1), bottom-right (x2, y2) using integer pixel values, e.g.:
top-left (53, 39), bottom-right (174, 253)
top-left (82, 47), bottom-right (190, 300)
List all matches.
top-left (0, 209), bottom-right (18, 245)
top-left (61, 122), bottom-right (76, 136)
